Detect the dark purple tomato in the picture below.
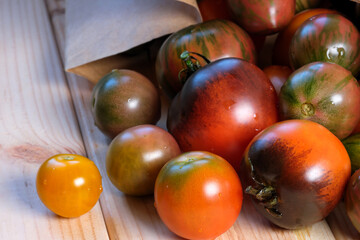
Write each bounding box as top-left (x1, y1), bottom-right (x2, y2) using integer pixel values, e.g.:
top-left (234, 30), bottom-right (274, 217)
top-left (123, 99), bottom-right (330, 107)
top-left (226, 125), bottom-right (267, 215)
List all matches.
top-left (346, 169), bottom-right (360, 233)
top-left (290, 13), bottom-right (360, 76)
top-left (279, 62), bottom-right (360, 139)
top-left (155, 19), bottom-right (256, 98)
top-left (167, 58), bottom-right (278, 172)
top-left (105, 125), bottom-right (181, 196)
top-left (241, 119), bottom-right (351, 229)
top-left (91, 69), bottom-right (161, 138)
top-left (227, 0), bottom-right (295, 35)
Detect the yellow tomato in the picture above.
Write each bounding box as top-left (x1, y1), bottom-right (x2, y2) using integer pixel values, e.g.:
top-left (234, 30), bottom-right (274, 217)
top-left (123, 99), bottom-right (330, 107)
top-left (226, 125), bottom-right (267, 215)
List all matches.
top-left (36, 154), bottom-right (103, 218)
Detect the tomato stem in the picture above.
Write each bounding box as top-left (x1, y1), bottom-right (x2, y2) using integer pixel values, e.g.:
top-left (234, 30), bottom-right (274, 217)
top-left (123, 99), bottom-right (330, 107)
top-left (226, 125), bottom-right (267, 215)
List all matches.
top-left (301, 102), bottom-right (315, 116)
top-left (178, 51), bottom-right (211, 84)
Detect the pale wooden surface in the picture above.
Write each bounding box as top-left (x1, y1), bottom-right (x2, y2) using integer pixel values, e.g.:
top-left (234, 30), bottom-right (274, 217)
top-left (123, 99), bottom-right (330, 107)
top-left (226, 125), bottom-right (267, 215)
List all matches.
top-left (0, 0), bottom-right (358, 239)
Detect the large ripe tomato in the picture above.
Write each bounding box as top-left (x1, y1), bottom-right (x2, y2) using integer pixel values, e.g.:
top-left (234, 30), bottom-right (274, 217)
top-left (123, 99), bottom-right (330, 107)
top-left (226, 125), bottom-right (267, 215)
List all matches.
top-left (105, 125), bottom-right (181, 196)
top-left (167, 58), bottom-right (278, 172)
top-left (279, 62), bottom-right (360, 139)
top-left (345, 169), bottom-right (360, 233)
top-left (290, 13), bottom-right (360, 76)
top-left (227, 0), bottom-right (295, 35)
top-left (155, 19), bottom-right (256, 98)
top-left (272, 8), bottom-right (337, 66)
top-left (91, 69), bottom-right (161, 138)
top-left (154, 151), bottom-right (243, 240)
top-left (241, 120), bottom-right (351, 229)
top-left (36, 154), bottom-right (103, 218)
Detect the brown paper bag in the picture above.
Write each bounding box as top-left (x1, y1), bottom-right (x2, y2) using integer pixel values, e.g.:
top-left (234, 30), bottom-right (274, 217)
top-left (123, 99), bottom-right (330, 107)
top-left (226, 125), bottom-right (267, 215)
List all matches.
top-left (65, 0), bottom-right (202, 83)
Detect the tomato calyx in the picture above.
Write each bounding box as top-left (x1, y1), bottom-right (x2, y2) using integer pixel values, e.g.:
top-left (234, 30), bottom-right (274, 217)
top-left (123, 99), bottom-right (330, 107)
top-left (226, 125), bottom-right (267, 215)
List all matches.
top-left (301, 102), bottom-right (315, 116)
top-left (245, 159), bottom-right (282, 218)
top-left (178, 51), bottom-right (211, 84)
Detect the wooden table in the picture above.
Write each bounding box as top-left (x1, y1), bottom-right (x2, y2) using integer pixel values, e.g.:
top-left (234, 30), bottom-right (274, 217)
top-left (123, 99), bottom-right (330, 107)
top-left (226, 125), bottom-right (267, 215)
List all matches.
top-left (1, 0), bottom-right (359, 239)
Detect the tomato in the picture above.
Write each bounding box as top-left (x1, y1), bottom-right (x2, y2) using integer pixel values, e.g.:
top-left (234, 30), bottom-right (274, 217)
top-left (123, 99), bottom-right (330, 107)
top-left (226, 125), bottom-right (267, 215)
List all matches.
top-left (342, 134), bottom-right (360, 173)
top-left (154, 151), bottom-right (243, 240)
top-left (91, 69), bottom-right (161, 138)
top-left (295, 0), bottom-right (322, 13)
top-left (279, 62), bottom-right (360, 139)
top-left (227, 0), bottom-right (295, 35)
top-left (262, 65), bottom-right (292, 95)
top-left (167, 58), bottom-right (278, 172)
top-left (36, 154), bottom-right (102, 218)
top-left (155, 19), bottom-right (256, 98)
top-left (105, 125), bottom-right (181, 196)
top-left (290, 13), bottom-right (360, 76)
top-left (197, 0), bottom-right (233, 21)
top-left (272, 8), bottom-right (337, 66)
top-left (241, 119), bottom-right (351, 229)
top-left (345, 169), bottom-right (360, 233)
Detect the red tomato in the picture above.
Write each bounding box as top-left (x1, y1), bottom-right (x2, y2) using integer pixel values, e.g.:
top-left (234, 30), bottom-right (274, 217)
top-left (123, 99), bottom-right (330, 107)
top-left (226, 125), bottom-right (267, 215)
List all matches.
top-left (263, 65), bottom-right (292, 95)
top-left (154, 151), bottom-right (243, 240)
top-left (36, 154), bottom-right (103, 218)
top-left (167, 58), bottom-right (278, 172)
top-left (227, 0), bottom-right (295, 34)
top-left (272, 8), bottom-right (337, 66)
top-left (241, 120), bottom-right (351, 229)
top-left (197, 0), bottom-right (233, 21)
top-left (346, 169), bottom-right (360, 233)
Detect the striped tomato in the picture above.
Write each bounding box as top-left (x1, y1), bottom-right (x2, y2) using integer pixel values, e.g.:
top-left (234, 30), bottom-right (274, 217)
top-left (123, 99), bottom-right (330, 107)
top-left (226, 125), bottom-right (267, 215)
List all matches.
top-left (155, 19), bottom-right (256, 98)
top-left (290, 13), bottom-right (360, 76)
top-left (346, 169), bottom-right (360, 233)
top-left (227, 0), bottom-right (295, 34)
top-left (279, 62), bottom-right (360, 139)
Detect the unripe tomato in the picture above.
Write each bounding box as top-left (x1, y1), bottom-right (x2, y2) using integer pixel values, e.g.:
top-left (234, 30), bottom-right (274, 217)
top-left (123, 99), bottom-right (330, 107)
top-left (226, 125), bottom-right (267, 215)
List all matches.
top-left (155, 151), bottom-right (243, 240)
top-left (36, 154), bottom-right (103, 218)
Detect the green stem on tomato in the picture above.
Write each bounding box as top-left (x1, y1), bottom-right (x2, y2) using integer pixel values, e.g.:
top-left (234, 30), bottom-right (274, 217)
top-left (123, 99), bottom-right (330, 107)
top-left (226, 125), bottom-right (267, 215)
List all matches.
top-left (178, 51), bottom-right (211, 84)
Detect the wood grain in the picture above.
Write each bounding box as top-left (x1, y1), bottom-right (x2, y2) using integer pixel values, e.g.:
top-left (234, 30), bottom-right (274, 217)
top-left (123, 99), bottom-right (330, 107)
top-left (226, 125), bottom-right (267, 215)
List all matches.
top-left (0, 0), bottom-right (109, 239)
top-left (43, 1), bottom-right (348, 240)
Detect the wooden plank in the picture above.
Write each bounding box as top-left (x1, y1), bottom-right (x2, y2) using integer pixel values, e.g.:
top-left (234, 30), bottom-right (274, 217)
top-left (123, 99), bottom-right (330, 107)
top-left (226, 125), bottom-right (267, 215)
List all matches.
top-left (0, 0), bottom-right (109, 239)
top-left (45, 0), bottom-right (344, 239)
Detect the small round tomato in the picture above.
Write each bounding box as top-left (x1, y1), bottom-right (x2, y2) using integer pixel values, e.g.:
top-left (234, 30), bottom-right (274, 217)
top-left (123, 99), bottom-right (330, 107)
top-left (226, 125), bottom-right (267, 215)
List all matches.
top-left (106, 125), bottom-right (181, 196)
top-left (263, 65), bottom-right (292, 95)
top-left (346, 169), bottom-right (360, 233)
top-left (241, 120), bottom-right (351, 229)
top-left (36, 154), bottom-right (102, 218)
top-left (92, 69), bottom-right (161, 138)
top-left (154, 151), bottom-right (243, 240)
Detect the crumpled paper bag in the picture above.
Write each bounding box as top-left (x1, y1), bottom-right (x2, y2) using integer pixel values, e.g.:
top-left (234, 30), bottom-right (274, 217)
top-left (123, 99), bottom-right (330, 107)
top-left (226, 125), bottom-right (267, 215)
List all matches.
top-left (65, 0), bottom-right (202, 83)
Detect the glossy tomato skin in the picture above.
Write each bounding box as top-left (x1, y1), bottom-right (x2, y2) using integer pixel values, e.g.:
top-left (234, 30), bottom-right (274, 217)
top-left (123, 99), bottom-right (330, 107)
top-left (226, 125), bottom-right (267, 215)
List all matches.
top-left (241, 120), bottom-right (351, 229)
top-left (167, 58), bottom-right (278, 172)
top-left (263, 65), bottom-right (292, 95)
top-left (156, 19), bottom-right (256, 98)
top-left (272, 8), bottom-right (337, 66)
top-left (346, 169), bottom-right (360, 233)
top-left (279, 62), bottom-right (360, 139)
top-left (227, 0), bottom-right (295, 35)
top-left (92, 69), bottom-right (161, 138)
top-left (290, 13), bottom-right (360, 76)
top-left (154, 151), bottom-right (243, 240)
top-left (36, 154), bottom-right (103, 218)
top-left (106, 125), bottom-right (181, 196)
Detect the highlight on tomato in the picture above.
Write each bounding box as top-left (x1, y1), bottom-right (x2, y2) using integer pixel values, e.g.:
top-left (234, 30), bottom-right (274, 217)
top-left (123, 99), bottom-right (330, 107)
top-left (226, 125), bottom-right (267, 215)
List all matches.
top-left (154, 151), bottom-right (243, 240)
top-left (241, 119), bottom-right (351, 229)
top-left (36, 154), bottom-right (103, 218)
